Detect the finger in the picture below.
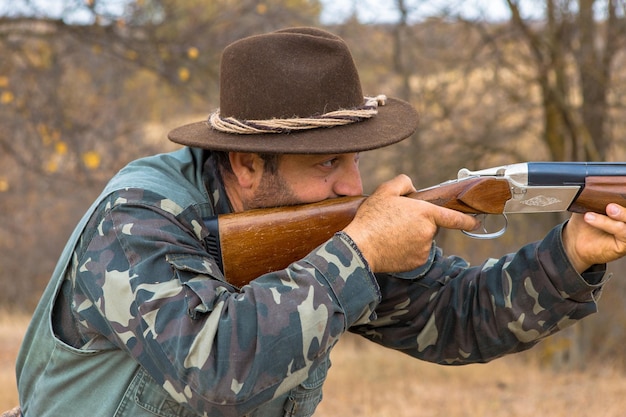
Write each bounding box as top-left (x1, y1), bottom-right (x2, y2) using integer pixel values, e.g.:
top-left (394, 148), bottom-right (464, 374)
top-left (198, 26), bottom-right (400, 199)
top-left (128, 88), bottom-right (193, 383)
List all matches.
top-left (430, 205), bottom-right (481, 232)
top-left (584, 209), bottom-right (626, 240)
top-left (606, 203), bottom-right (626, 221)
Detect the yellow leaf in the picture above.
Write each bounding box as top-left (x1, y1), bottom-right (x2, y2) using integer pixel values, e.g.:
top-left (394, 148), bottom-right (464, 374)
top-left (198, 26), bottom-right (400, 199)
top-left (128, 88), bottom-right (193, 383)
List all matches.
top-left (0, 178), bottom-right (9, 192)
top-left (178, 67), bottom-right (190, 82)
top-left (0, 76), bottom-right (8, 88)
top-left (256, 3), bottom-right (267, 15)
top-left (1, 91), bottom-right (14, 104)
top-left (82, 151), bottom-right (101, 170)
top-left (55, 141), bottom-right (68, 155)
top-left (187, 47), bottom-right (199, 60)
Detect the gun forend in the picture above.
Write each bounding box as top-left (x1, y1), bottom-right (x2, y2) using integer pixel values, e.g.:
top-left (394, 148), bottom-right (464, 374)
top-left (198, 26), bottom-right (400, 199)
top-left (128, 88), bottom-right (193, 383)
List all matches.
top-left (458, 162), bottom-right (626, 214)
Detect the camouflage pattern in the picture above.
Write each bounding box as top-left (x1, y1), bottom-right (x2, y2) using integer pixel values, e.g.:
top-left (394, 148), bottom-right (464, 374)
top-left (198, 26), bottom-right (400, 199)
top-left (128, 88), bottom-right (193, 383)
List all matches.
top-left (355, 230), bottom-right (605, 364)
top-left (17, 147), bottom-right (607, 417)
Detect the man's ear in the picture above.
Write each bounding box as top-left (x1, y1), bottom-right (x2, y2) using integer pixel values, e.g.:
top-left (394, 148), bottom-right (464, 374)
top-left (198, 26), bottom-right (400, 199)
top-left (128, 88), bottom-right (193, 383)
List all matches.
top-left (228, 152), bottom-right (264, 189)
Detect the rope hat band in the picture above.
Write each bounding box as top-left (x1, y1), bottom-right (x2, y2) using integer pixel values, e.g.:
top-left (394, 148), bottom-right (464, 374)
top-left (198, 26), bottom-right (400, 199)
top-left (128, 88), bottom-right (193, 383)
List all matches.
top-left (208, 95), bottom-right (387, 134)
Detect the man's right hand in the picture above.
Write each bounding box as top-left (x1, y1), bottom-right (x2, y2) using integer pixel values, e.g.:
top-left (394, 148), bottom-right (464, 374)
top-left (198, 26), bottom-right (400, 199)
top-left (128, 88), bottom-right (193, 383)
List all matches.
top-left (343, 175), bottom-right (481, 273)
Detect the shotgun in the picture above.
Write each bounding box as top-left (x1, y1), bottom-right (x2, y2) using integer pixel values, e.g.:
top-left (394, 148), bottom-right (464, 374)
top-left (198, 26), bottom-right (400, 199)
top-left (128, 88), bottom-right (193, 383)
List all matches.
top-left (204, 162), bottom-right (626, 287)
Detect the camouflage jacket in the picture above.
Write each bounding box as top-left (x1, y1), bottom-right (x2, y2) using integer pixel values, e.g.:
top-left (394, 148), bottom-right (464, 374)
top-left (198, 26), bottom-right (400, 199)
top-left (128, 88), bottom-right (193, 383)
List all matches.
top-left (17, 147), bottom-right (607, 417)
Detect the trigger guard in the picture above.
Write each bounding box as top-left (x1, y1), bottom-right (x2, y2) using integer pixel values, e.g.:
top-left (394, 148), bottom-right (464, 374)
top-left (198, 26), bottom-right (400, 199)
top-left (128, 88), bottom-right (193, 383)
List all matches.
top-left (462, 214), bottom-right (508, 240)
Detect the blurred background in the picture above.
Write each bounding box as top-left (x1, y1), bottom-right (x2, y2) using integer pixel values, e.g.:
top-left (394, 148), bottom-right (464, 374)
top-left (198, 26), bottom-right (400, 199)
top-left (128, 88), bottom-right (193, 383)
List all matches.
top-left (1, 0), bottom-right (626, 372)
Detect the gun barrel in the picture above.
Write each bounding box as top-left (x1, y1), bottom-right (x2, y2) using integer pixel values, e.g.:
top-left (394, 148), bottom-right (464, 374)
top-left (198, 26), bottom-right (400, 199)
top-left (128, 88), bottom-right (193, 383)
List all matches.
top-left (528, 162), bottom-right (626, 186)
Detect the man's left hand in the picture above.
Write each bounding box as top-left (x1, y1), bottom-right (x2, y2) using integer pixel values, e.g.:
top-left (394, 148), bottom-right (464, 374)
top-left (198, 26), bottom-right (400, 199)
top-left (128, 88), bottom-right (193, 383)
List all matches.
top-left (563, 203), bottom-right (626, 273)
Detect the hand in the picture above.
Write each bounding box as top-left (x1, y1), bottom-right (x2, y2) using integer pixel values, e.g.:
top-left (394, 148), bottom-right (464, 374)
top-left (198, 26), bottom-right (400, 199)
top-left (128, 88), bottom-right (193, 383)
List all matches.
top-left (563, 203), bottom-right (626, 273)
top-left (342, 175), bottom-right (481, 273)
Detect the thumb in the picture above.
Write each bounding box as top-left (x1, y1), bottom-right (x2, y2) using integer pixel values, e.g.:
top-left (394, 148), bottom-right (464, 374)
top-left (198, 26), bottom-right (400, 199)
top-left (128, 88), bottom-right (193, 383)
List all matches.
top-left (372, 174), bottom-right (417, 198)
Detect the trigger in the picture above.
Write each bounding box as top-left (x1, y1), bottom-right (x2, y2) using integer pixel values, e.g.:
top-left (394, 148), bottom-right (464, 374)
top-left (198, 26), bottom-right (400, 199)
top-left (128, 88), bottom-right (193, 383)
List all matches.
top-left (462, 214), bottom-right (508, 239)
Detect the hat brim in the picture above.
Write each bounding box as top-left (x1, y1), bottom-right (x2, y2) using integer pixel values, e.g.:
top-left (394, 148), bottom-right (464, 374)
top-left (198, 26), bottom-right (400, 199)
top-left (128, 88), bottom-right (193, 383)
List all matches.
top-left (167, 98), bottom-right (418, 154)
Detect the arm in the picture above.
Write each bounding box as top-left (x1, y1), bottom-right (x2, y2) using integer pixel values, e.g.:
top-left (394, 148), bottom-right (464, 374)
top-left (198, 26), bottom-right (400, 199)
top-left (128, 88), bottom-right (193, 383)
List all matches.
top-left (70, 189), bottom-right (380, 416)
top-left (351, 223), bottom-right (606, 364)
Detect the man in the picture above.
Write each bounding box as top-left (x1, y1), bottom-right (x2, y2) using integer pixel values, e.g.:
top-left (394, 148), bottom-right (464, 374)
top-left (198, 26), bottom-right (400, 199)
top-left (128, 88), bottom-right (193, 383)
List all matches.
top-left (14, 27), bottom-right (626, 417)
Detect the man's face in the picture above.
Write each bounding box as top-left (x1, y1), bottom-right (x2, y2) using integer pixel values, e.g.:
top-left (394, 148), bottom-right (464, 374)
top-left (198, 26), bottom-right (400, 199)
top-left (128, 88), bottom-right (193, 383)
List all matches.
top-left (244, 153), bottom-right (363, 210)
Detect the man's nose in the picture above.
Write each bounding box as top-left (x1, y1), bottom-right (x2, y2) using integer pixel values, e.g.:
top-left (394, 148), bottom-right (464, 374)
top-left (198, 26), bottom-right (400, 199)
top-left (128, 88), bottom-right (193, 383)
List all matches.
top-left (334, 162), bottom-right (363, 197)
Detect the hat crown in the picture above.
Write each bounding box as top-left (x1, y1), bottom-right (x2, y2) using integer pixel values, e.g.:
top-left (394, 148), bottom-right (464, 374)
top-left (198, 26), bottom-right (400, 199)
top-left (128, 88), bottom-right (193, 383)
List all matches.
top-left (219, 27), bottom-right (364, 120)
top-left (167, 27), bottom-right (419, 154)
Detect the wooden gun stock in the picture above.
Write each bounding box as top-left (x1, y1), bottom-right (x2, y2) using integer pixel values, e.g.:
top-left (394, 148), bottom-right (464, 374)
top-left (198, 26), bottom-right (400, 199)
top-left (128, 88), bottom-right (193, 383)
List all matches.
top-left (407, 177), bottom-right (512, 214)
top-left (213, 196), bottom-right (365, 287)
top-left (206, 177), bottom-right (511, 287)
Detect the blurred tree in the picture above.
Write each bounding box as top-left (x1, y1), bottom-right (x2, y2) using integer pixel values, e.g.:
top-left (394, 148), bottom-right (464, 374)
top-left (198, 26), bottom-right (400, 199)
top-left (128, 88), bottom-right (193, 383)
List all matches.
top-left (504, 0), bottom-right (626, 161)
top-left (0, 0), bottom-right (323, 310)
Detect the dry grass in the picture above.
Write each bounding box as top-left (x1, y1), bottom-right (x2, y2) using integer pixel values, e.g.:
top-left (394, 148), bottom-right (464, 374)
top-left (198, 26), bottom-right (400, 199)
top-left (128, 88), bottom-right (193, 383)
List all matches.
top-left (317, 334), bottom-right (626, 417)
top-left (0, 311), bottom-right (28, 411)
top-left (2, 314), bottom-right (626, 416)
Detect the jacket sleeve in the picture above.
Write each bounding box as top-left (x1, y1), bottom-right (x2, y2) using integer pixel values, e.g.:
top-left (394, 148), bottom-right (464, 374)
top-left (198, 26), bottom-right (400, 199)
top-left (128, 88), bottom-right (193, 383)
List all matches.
top-left (350, 223), bottom-right (607, 364)
top-left (69, 190), bottom-right (380, 416)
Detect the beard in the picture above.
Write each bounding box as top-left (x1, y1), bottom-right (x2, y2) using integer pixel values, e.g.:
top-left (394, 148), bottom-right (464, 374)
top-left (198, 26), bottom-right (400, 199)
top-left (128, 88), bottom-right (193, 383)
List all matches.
top-left (243, 170), bottom-right (302, 210)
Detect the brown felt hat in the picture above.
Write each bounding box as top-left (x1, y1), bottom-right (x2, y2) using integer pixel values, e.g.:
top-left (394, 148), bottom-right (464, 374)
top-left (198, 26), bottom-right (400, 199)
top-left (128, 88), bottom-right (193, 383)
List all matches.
top-left (168, 27), bottom-right (419, 154)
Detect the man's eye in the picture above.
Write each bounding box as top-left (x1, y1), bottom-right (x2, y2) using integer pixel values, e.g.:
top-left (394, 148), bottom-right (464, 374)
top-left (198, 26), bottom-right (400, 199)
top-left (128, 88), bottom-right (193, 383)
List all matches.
top-left (320, 158), bottom-right (337, 168)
